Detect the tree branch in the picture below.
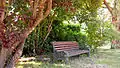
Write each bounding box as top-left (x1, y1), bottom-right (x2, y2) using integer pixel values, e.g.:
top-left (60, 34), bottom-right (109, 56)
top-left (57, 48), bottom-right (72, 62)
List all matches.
top-left (0, 0), bottom-right (5, 8)
top-left (0, 0), bottom-right (5, 43)
top-left (0, 0), bottom-right (5, 23)
top-left (104, 0), bottom-right (113, 15)
top-left (32, 0), bottom-right (39, 19)
top-left (29, 0), bottom-right (34, 11)
top-left (43, 0), bottom-right (52, 19)
top-left (22, 0), bottom-right (52, 38)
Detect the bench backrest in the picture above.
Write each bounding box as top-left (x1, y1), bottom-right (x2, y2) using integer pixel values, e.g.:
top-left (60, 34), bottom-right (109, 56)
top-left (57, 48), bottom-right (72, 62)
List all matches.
top-left (51, 41), bottom-right (79, 52)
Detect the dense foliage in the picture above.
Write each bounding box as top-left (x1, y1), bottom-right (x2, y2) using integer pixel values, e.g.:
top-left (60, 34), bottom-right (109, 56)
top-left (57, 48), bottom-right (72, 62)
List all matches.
top-left (22, 0), bottom-right (115, 56)
top-left (23, 13), bottom-right (113, 56)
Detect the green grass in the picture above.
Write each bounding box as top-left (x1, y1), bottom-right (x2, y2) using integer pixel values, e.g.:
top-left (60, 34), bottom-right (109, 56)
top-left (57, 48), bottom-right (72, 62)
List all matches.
top-left (16, 49), bottom-right (120, 68)
top-left (16, 61), bottom-right (70, 68)
top-left (96, 49), bottom-right (120, 68)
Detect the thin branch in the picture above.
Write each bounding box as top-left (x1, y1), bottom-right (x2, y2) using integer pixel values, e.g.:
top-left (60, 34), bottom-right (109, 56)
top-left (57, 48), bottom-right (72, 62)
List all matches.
top-left (22, 0), bottom-right (52, 38)
top-left (104, 0), bottom-right (113, 15)
top-left (0, 0), bottom-right (5, 8)
top-left (32, 0), bottom-right (39, 19)
top-left (29, 0), bottom-right (34, 11)
top-left (43, 0), bottom-right (52, 19)
top-left (35, 0), bottom-right (52, 27)
top-left (8, 0), bottom-right (13, 5)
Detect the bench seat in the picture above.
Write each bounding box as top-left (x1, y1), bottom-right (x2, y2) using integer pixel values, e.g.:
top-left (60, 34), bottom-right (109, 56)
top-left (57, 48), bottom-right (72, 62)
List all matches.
top-left (64, 50), bottom-right (89, 57)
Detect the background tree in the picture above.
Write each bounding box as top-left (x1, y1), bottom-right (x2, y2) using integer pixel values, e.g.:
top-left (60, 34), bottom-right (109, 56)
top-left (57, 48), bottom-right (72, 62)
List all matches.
top-left (104, 0), bottom-right (120, 31)
top-left (104, 0), bottom-right (120, 48)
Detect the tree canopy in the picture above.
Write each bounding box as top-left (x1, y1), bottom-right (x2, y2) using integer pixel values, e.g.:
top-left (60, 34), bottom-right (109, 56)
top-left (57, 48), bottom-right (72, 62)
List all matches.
top-left (0, 0), bottom-right (116, 68)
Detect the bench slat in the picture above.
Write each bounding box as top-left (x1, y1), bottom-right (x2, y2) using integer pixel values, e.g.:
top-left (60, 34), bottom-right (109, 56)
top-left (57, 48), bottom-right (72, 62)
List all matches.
top-left (53, 44), bottom-right (79, 51)
top-left (67, 50), bottom-right (89, 57)
top-left (52, 41), bottom-right (78, 46)
top-left (55, 48), bottom-right (79, 52)
top-left (54, 45), bottom-right (79, 48)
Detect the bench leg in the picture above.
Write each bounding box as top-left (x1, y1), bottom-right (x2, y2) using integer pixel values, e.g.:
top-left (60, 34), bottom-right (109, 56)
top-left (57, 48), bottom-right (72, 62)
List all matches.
top-left (87, 52), bottom-right (90, 57)
top-left (52, 53), bottom-right (58, 63)
top-left (64, 55), bottom-right (69, 64)
top-left (65, 57), bottom-right (69, 64)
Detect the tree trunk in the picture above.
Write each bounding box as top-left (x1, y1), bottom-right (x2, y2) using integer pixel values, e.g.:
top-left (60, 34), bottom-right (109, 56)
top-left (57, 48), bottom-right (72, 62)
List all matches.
top-left (0, 39), bottom-right (25, 68)
top-left (5, 40), bottom-right (25, 68)
top-left (0, 47), bottom-right (9, 68)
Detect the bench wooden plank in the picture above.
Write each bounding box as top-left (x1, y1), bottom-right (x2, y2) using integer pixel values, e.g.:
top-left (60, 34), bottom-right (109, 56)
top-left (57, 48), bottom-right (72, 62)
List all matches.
top-left (64, 50), bottom-right (89, 57)
top-left (54, 45), bottom-right (79, 48)
top-left (52, 41), bottom-right (78, 45)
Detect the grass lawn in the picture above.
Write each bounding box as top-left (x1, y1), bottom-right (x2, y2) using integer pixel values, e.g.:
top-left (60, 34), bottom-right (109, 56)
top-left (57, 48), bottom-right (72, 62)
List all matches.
top-left (16, 49), bottom-right (120, 68)
top-left (96, 49), bottom-right (120, 68)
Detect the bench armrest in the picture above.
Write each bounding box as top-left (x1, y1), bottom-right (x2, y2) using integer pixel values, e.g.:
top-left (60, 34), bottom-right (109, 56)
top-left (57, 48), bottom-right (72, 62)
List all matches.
top-left (63, 51), bottom-right (70, 57)
top-left (63, 51), bottom-right (69, 54)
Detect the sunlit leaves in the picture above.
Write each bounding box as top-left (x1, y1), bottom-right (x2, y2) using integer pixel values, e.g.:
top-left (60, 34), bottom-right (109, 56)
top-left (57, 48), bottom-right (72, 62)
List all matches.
top-left (72, 0), bottom-right (103, 12)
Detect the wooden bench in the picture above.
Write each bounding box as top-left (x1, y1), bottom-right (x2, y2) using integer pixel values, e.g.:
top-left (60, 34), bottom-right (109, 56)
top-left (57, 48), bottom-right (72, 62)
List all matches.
top-left (51, 41), bottom-right (90, 63)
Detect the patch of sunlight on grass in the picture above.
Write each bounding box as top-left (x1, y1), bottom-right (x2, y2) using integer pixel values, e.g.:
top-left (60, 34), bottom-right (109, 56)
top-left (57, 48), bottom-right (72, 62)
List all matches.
top-left (16, 66), bottom-right (23, 68)
top-left (16, 61), bottom-right (70, 68)
top-left (18, 61), bottom-right (42, 65)
top-left (16, 61), bottom-right (42, 68)
top-left (118, 57), bottom-right (120, 58)
top-left (54, 64), bottom-right (70, 68)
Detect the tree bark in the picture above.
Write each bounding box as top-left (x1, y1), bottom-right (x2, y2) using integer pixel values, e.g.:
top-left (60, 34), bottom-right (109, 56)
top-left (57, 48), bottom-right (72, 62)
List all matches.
top-left (0, 38), bottom-right (25, 68)
top-left (0, 47), bottom-right (9, 68)
top-left (5, 40), bottom-right (25, 68)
